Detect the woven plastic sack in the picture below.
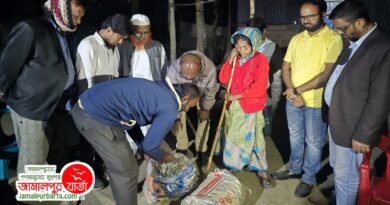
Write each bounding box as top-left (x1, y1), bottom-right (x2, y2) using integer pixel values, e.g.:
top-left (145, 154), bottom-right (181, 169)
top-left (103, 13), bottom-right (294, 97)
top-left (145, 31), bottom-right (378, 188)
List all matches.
top-left (181, 169), bottom-right (251, 205)
top-left (143, 153), bottom-right (198, 203)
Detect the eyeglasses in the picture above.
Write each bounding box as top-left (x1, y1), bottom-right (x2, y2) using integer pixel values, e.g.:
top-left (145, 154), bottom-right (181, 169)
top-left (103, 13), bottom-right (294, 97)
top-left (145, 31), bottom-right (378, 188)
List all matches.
top-left (134, 31), bottom-right (150, 37)
top-left (334, 22), bottom-right (354, 34)
top-left (300, 13), bottom-right (320, 21)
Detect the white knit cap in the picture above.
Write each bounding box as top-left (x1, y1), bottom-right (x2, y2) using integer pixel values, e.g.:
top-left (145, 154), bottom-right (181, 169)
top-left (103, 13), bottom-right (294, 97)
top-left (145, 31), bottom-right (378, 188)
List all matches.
top-left (130, 14), bottom-right (150, 26)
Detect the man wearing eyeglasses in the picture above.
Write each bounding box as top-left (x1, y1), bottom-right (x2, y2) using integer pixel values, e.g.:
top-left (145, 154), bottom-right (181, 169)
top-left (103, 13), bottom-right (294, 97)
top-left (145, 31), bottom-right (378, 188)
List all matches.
top-left (118, 14), bottom-right (167, 81)
top-left (75, 14), bottom-right (131, 190)
top-left (323, 1), bottom-right (390, 204)
top-left (117, 14), bottom-right (167, 165)
top-left (272, 0), bottom-right (343, 198)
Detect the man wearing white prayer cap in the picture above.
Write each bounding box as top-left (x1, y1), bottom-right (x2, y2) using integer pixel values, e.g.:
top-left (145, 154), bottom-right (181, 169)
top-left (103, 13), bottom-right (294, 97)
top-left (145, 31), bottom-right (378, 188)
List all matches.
top-left (118, 13), bottom-right (167, 173)
top-left (118, 13), bottom-right (167, 82)
top-left (130, 14), bottom-right (151, 26)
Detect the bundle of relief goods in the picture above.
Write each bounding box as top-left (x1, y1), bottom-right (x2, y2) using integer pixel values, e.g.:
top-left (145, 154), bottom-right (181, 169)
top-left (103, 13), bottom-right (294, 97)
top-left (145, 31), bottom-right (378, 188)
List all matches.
top-left (181, 169), bottom-right (251, 205)
top-left (143, 153), bottom-right (197, 203)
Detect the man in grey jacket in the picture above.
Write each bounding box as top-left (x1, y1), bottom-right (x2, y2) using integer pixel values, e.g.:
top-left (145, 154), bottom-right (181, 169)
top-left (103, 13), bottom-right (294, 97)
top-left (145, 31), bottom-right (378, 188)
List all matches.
top-left (167, 50), bottom-right (219, 165)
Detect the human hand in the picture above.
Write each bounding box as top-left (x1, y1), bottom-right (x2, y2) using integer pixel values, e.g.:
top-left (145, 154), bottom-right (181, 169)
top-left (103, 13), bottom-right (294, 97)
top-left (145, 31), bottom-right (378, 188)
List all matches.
top-left (352, 139), bottom-right (370, 153)
top-left (144, 154), bottom-right (151, 161)
top-left (162, 152), bottom-right (175, 163)
top-left (228, 48), bottom-right (238, 65)
top-left (224, 92), bottom-right (234, 101)
top-left (173, 118), bottom-right (183, 130)
top-left (292, 95), bottom-right (305, 107)
top-left (224, 92), bottom-right (241, 101)
top-left (145, 175), bottom-right (155, 192)
top-left (283, 88), bottom-right (296, 100)
top-left (198, 109), bottom-right (210, 121)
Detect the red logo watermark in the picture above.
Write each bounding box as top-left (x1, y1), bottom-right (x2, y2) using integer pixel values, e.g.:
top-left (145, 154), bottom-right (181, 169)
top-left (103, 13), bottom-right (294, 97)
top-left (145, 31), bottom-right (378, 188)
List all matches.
top-left (16, 162), bottom-right (95, 201)
top-left (61, 162), bottom-right (94, 195)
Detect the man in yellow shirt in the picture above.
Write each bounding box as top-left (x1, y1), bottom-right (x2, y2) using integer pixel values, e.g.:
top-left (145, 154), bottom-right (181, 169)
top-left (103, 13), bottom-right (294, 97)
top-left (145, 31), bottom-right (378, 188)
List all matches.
top-left (272, 0), bottom-right (343, 198)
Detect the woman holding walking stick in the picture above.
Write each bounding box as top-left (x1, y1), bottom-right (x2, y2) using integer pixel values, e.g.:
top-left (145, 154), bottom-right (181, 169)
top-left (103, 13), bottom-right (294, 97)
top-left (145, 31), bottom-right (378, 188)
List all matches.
top-left (219, 27), bottom-right (272, 188)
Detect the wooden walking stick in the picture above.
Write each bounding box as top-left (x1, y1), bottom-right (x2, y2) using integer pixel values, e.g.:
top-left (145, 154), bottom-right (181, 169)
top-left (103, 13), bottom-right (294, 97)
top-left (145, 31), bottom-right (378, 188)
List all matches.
top-left (206, 57), bottom-right (237, 172)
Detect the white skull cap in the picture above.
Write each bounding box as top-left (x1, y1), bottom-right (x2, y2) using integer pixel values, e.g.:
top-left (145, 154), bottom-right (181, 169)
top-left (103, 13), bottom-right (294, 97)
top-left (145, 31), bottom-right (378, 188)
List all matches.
top-left (130, 14), bottom-right (150, 26)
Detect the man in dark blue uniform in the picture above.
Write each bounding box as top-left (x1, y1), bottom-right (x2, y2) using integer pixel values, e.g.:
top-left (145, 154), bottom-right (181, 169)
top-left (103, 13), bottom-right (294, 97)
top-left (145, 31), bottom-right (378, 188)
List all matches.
top-left (71, 77), bottom-right (200, 205)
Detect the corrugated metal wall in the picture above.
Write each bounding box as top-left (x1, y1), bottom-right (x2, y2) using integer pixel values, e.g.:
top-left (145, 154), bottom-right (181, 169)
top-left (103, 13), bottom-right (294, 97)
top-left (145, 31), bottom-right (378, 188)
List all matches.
top-left (238, 0), bottom-right (301, 25)
top-left (238, 0), bottom-right (390, 32)
top-left (360, 0), bottom-right (390, 33)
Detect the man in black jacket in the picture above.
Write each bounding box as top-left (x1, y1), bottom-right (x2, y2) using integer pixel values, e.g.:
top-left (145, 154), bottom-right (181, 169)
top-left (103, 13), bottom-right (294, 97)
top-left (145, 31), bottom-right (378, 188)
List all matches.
top-left (0, 0), bottom-right (86, 174)
top-left (118, 14), bottom-right (167, 80)
top-left (324, 1), bottom-right (390, 204)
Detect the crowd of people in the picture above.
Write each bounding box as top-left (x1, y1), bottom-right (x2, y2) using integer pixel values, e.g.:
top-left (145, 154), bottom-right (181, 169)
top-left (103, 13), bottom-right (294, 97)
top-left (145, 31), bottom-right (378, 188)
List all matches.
top-left (0, 0), bottom-right (389, 205)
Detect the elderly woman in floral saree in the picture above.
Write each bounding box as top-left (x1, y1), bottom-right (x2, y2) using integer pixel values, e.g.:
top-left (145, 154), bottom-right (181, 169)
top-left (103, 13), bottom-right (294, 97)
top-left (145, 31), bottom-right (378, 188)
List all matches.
top-left (219, 27), bottom-right (272, 188)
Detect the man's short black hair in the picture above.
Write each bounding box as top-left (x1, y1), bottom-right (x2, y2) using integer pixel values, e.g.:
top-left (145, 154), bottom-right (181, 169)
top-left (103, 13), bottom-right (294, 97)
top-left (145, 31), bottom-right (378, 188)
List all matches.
top-left (329, 0), bottom-right (371, 23)
top-left (101, 14), bottom-right (131, 36)
top-left (300, 0), bottom-right (328, 13)
top-left (174, 83), bottom-right (201, 100)
top-left (247, 17), bottom-right (267, 32)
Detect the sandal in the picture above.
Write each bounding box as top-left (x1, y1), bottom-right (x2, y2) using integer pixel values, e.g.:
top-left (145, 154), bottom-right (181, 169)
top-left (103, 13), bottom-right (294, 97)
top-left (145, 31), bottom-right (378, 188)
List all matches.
top-left (257, 174), bottom-right (273, 188)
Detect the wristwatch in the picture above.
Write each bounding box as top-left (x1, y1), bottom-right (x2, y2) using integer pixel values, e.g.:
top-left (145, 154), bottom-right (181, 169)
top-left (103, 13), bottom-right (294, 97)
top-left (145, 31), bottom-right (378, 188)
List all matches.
top-left (293, 88), bottom-right (300, 95)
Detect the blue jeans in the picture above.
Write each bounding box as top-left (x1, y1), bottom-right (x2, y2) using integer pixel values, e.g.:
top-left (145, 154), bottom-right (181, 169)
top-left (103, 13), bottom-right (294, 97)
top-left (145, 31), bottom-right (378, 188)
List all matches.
top-left (286, 101), bottom-right (326, 184)
top-left (329, 132), bottom-right (363, 205)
